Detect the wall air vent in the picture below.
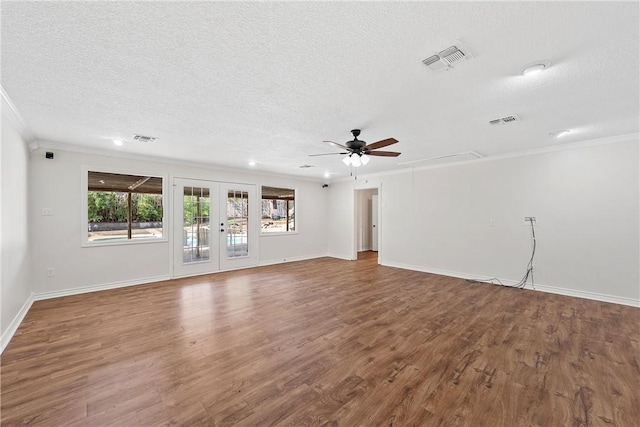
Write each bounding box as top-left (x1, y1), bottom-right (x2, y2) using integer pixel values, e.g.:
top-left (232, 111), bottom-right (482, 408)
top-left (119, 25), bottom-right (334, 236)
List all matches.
top-left (299, 164), bottom-right (315, 169)
top-left (489, 115), bottom-right (520, 125)
top-left (133, 134), bottom-right (158, 143)
top-left (422, 41), bottom-right (473, 72)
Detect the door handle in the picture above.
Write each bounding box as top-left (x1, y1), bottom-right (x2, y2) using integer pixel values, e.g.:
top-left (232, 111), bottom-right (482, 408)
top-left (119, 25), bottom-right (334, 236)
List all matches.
top-left (220, 229), bottom-right (225, 232)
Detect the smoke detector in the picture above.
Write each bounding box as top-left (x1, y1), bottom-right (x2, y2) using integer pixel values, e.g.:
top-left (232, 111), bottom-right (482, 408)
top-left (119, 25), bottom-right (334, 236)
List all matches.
top-left (133, 134), bottom-right (158, 143)
top-left (489, 115), bottom-right (520, 125)
top-left (422, 42), bottom-right (473, 72)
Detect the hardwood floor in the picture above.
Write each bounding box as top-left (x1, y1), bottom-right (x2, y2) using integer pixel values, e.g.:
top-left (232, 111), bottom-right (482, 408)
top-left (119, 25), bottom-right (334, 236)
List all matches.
top-left (2, 252), bottom-right (639, 426)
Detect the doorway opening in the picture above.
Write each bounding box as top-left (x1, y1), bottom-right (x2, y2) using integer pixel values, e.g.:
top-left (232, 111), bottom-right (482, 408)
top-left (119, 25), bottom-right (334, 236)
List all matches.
top-left (354, 188), bottom-right (379, 263)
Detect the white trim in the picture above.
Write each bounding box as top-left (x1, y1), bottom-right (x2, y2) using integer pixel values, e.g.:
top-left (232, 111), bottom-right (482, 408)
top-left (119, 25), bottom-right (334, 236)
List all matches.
top-left (81, 166), bottom-right (169, 247)
top-left (1, 293), bottom-right (35, 354)
top-left (33, 275), bottom-right (170, 301)
top-left (327, 252), bottom-right (355, 261)
top-left (381, 261), bottom-right (640, 308)
top-left (530, 283), bottom-right (639, 308)
top-left (334, 132), bottom-right (640, 183)
top-left (260, 231), bottom-right (300, 237)
top-left (1, 85), bottom-right (35, 144)
top-left (35, 140), bottom-right (325, 184)
top-left (258, 253), bottom-right (327, 267)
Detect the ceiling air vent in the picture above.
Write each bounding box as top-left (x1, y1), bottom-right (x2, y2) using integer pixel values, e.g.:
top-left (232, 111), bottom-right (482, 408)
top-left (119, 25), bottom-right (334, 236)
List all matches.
top-left (133, 134), bottom-right (158, 143)
top-left (299, 164), bottom-right (314, 169)
top-left (422, 42), bottom-right (473, 72)
top-left (489, 115), bottom-right (520, 125)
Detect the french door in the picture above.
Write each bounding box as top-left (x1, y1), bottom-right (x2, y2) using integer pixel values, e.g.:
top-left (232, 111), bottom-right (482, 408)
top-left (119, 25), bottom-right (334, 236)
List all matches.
top-left (173, 178), bottom-right (257, 278)
top-left (218, 182), bottom-right (258, 270)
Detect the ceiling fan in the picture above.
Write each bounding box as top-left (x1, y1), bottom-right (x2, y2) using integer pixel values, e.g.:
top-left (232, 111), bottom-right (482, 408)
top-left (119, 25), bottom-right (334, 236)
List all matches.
top-left (310, 129), bottom-right (400, 167)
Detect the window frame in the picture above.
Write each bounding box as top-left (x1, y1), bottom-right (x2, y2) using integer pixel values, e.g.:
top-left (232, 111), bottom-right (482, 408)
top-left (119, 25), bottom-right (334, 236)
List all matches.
top-left (259, 186), bottom-right (298, 236)
top-left (81, 166), bottom-right (169, 247)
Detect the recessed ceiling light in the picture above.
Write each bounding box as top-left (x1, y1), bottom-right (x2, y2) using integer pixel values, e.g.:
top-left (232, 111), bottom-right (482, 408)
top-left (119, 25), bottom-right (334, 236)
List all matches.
top-left (323, 172), bottom-right (331, 178)
top-left (248, 161), bottom-right (256, 166)
top-left (522, 60), bottom-right (551, 76)
top-left (112, 139), bottom-right (124, 146)
top-left (549, 129), bottom-right (570, 138)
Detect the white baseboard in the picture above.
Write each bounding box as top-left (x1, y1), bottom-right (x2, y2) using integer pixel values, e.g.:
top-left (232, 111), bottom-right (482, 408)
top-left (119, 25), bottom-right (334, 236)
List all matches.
top-left (33, 275), bottom-right (171, 301)
top-left (1, 292), bottom-right (35, 354)
top-left (529, 283), bottom-right (639, 307)
top-left (258, 253), bottom-right (328, 267)
top-left (381, 261), bottom-right (639, 308)
top-left (327, 252), bottom-right (355, 261)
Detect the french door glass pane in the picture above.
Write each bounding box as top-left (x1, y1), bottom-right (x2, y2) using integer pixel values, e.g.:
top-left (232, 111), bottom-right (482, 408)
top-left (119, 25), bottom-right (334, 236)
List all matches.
top-left (183, 187), bottom-right (210, 263)
top-left (227, 190), bottom-right (249, 258)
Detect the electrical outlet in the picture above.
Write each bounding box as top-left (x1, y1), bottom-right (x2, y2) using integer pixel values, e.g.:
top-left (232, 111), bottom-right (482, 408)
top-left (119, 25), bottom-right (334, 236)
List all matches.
top-left (46, 268), bottom-right (56, 277)
top-left (489, 219), bottom-right (496, 227)
top-left (523, 216), bottom-right (537, 226)
top-left (41, 207), bottom-right (53, 216)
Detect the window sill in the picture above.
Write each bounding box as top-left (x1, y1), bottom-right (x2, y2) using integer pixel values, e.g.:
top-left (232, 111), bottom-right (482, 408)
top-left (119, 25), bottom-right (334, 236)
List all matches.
top-left (260, 231), bottom-right (299, 237)
top-left (82, 237), bottom-right (169, 248)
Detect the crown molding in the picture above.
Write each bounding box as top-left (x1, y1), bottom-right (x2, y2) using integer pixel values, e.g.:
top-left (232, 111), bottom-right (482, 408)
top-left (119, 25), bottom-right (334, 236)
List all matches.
top-left (1, 85), bottom-right (35, 145)
top-left (34, 139), bottom-right (326, 184)
top-left (335, 132), bottom-right (640, 183)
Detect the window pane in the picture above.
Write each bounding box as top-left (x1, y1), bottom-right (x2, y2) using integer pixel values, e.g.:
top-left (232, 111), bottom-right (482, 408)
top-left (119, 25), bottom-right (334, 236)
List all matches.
top-left (227, 190), bottom-right (249, 258)
top-left (261, 186), bottom-right (295, 233)
top-left (87, 172), bottom-right (163, 243)
top-left (183, 187), bottom-right (210, 263)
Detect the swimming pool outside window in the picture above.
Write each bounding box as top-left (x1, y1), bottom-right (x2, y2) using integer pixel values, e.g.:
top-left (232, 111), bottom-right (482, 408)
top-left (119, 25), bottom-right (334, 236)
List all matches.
top-left (85, 171), bottom-right (165, 244)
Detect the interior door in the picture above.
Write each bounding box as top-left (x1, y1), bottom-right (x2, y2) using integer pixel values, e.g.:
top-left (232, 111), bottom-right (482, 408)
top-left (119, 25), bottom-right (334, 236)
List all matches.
top-left (371, 195), bottom-right (379, 251)
top-left (219, 183), bottom-right (258, 270)
top-left (173, 178), bottom-right (219, 277)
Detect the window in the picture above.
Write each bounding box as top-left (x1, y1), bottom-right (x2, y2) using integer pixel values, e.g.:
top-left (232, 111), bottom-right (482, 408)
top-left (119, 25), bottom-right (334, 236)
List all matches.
top-left (86, 171), bottom-right (164, 244)
top-left (261, 186), bottom-right (295, 233)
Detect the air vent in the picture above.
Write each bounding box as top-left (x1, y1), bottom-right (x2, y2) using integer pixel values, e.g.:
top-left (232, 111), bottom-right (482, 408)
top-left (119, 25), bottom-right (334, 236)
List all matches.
top-left (439, 46), bottom-right (466, 65)
top-left (422, 42), bottom-right (473, 72)
top-left (133, 135), bottom-right (158, 143)
top-left (489, 115), bottom-right (520, 125)
top-left (299, 164), bottom-right (315, 169)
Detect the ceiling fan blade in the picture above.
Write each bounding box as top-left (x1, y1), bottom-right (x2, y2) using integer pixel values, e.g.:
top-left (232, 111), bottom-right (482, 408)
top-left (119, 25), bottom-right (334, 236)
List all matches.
top-left (366, 138), bottom-right (398, 150)
top-left (309, 152), bottom-right (348, 157)
top-left (366, 150), bottom-right (401, 157)
top-left (323, 140), bottom-right (349, 150)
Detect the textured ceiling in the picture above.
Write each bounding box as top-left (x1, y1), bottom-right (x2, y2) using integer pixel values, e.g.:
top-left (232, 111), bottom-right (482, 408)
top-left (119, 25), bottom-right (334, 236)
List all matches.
top-left (2, 1), bottom-right (639, 180)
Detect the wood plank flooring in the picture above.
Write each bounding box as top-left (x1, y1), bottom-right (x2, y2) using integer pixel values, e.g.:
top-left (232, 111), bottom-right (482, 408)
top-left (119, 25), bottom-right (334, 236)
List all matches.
top-left (2, 252), bottom-right (639, 426)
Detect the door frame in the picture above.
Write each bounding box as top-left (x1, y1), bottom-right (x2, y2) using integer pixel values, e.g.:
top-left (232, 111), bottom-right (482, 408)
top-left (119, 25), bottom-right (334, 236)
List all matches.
top-left (171, 177), bottom-right (259, 278)
top-left (172, 177), bottom-right (220, 278)
top-left (218, 182), bottom-right (259, 271)
top-left (353, 185), bottom-right (381, 262)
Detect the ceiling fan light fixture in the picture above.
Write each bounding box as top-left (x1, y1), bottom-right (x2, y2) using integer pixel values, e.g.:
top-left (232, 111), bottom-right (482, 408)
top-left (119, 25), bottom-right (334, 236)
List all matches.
top-left (360, 154), bottom-right (370, 165)
top-left (351, 156), bottom-right (362, 167)
top-left (342, 155), bottom-right (352, 166)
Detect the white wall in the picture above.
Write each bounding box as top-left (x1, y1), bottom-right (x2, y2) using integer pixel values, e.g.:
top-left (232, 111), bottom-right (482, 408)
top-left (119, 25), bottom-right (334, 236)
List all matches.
top-left (328, 139), bottom-right (640, 306)
top-left (29, 147), bottom-right (328, 296)
top-left (1, 113), bottom-right (32, 345)
top-left (327, 180), bottom-right (356, 259)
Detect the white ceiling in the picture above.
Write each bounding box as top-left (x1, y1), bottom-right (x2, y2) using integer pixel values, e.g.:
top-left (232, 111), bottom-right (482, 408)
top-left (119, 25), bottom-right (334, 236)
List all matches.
top-left (2, 1), bottom-right (638, 180)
